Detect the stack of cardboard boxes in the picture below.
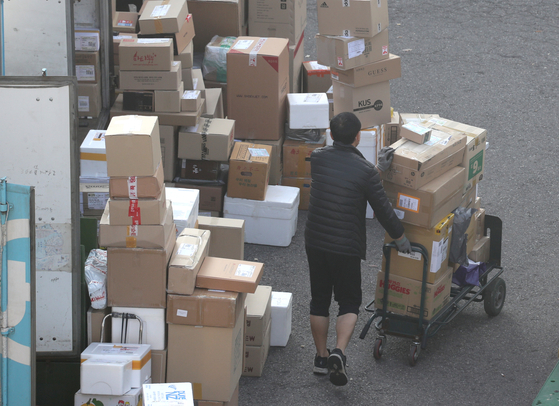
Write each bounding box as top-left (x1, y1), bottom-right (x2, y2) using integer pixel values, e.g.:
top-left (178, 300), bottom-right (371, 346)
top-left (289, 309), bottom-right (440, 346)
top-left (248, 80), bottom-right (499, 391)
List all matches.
top-left (75, 28), bottom-right (102, 118)
top-left (79, 130), bottom-right (109, 219)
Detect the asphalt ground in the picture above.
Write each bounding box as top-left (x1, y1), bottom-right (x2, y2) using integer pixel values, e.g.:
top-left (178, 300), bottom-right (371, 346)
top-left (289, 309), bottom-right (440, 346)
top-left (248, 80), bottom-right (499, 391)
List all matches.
top-left (237, 0), bottom-right (559, 405)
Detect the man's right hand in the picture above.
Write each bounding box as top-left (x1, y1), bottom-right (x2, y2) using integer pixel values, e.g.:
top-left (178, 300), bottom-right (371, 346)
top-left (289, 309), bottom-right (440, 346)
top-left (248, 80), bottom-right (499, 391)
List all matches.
top-left (377, 146), bottom-right (395, 172)
top-left (395, 234), bottom-right (412, 253)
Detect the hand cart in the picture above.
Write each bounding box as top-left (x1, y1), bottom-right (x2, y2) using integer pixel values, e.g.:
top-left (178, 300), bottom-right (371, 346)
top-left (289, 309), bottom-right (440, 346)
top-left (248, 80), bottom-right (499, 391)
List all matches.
top-left (100, 312), bottom-right (144, 344)
top-left (359, 214), bottom-right (505, 366)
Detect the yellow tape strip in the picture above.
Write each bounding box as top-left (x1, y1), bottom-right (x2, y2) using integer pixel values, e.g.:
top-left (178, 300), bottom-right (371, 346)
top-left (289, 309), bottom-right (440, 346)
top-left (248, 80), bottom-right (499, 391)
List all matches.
top-left (154, 18), bottom-right (163, 34)
top-left (126, 236), bottom-right (137, 248)
top-left (192, 382), bottom-right (203, 399)
top-left (80, 152), bottom-right (106, 161)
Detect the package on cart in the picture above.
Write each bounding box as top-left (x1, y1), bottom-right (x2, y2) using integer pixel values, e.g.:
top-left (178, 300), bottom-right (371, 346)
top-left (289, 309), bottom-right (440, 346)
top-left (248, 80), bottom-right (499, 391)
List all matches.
top-left (282, 136), bottom-right (325, 178)
top-left (111, 307), bottom-right (166, 350)
top-left (81, 358), bottom-right (133, 396)
top-left (74, 386), bottom-right (143, 406)
top-left (270, 291), bottom-right (292, 346)
top-left (202, 35), bottom-right (236, 83)
top-left (154, 82), bottom-right (184, 113)
top-left (197, 216), bottom-right (245, 260)
top-left (109, 163), bottom-right (164, 199)
top-left (167, 228), bottom-right (211, 295)
top-left (196, 256), bottom-right (264, 293)
top-left (287, 93), bottom-right (329, 129)
top-left (243, 320), bottom-right (271, 377)
top-left (138, 0), bottom-right (190, 35)
top-left (245, 285), bottom-right (272, 346)
top-left (165, 186), bottom-right (199, 233)
top-left (224, 185), bottom-right (300, 246)
top-left (178, 117), bottom-right (235, 161)
top-left (316, 0), bottom-right (388, 38)
top-left (302, 61), bottom-right (331, 93)
top-left (400, 122), bottom-right (433, 144)
top-left (227, 142), bottom-right (273, 200)
top-left (330, 54), bottom-right (401, 87)
top-left (119, 61), bottom-right (182, 91)
top-left (138, 13), bottom-right (195, 55)
top-left (383, 111), bottom-right (401, 146)
top-left (80, 129), bottom-right (107, 177)
top-left (108, 187), bottom-right (167, 226)
top-left (119, 38), bottom-right (174, 71)
top-left (469, 236), bottom-right (490, 263)
top-left (315, 29), bottom-right (389, 70)
top-left (143, 382), bottom-right (195, 406)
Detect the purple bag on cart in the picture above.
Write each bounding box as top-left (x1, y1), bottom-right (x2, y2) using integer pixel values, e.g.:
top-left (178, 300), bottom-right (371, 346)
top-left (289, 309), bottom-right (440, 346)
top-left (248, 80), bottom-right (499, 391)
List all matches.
top-left (453, 261), bottom-right (486, 287)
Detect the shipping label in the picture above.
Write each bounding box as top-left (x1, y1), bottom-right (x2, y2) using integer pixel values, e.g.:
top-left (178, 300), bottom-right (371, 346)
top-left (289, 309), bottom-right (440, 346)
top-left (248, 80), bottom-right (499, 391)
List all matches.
top-left (430, 237), bottom-right (448, 273)
top-left (150, 5), bottom-right (171, 17)
top-left (248, 148), bottom-right (270, 157)
top-left (177, 243), bottom-right (198, 257)
top-left (86, 193), bottom-right (108, 210)
top-left (347, 39), bottom-right (365, 59)
top-left (235, 264), bottom-right (256, 278)
top-left (176, 309), bottom-right (188, 318)
top-left (76, 65), bottom-right (95, 81)
top-left (78, 96), bottom-right (90, 112)
top-left (397, 193), bottom-right (420, 213)
top-left (233, 39), bottom-right (254, 50)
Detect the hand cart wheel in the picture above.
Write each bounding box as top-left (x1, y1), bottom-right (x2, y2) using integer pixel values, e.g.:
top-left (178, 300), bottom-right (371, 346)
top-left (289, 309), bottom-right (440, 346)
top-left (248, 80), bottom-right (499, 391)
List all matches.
top-left (373, 336), bottom-right (385, 360)
top-left (409, 343), bottom-right (421, 367)
top-left (483, 277), bottom-right (506, 317)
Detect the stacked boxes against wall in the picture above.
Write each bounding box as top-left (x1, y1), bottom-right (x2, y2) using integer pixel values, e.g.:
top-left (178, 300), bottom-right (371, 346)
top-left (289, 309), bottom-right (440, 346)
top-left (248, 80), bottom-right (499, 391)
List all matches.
top-left (79, 130), bottom-right (109, 219)
top-left (375, 116), bottom-right (488, 320)
top-left (75, 28), bottom-right (102, 118)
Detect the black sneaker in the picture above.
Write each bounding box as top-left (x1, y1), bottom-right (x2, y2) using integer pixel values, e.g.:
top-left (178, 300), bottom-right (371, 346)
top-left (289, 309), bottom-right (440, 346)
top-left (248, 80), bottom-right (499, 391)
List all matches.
top-left (328, 348), bottom-right (348, 386)
top-left (313, 349), bottom-right (330, 375)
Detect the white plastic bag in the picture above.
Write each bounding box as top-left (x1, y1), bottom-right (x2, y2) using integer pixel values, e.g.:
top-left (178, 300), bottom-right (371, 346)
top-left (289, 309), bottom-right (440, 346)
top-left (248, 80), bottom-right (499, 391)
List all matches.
top-left (85, 249), bottom-right (108, 309)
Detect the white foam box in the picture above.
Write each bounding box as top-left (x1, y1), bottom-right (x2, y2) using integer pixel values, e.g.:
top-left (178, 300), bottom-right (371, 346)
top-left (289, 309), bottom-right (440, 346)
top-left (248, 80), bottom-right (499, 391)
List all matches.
top-left (81, 358), bottom-right (133, 396)
top-left (287, 93), bottom-right (329, 129)
top-left (165, 186), bottom-right (200, 235)
top-left (143, 382), bottom-right (195, 406)
top-left (81, 342), bottom-right (152, 388)
top-left (75, 386), bottom-right (143, 406)
top-left (223, 185), bottom-right (300, 247)
top-left (400, 122), bottom-right (432, 144)
top-left (80, 129), bottom-right (107, 177)
top-left (270, 291), bottom-right (292, 347)
top-left (111, 307), bottom-right (166, 350)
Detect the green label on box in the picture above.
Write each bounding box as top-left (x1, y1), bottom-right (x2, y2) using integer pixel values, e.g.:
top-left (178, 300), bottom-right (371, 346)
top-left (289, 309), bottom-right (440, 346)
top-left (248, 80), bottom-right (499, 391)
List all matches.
top-left (468, 150), bottom-right (484, 180)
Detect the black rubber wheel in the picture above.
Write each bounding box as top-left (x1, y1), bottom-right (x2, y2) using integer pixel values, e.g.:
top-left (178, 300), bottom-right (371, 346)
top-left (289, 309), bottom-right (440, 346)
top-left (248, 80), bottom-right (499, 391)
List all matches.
top-left (408, 344), bottom-right (420, 367)
top-left (373, 338), bottom-right (383, 360)
top-left (484, 277), bottom-right (506, 317)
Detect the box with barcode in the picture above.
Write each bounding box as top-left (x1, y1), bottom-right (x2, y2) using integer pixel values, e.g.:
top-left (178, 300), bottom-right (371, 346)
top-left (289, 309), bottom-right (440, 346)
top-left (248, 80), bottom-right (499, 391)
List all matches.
top-left (75, 51), bottom-right (100, 83)
top-left (196, 256), bottom-right (264, 293)
top-left (227, 142), bottom-right (273, 201)
top-left (400, 122), bottom-right (432, 144)
top-left (287, 93), bottom-right (329, 129)
top-left (119, 38), bottom-right (174, 71)
top-left (143, 382), bottom-right (194, 406)
top-left (75, 29), bottom-right (100, 51)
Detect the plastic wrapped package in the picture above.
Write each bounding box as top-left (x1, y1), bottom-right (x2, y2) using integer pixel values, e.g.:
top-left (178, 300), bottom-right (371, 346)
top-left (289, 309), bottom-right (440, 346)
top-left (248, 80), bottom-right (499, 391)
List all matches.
top-left (284, 122), bottom-right (325, 143)
top-left (449, 207), bottom-right (477, 266)
top-left (85, 249), bottom-right (108, 309)
top-left (202, 36), bottom-right (236, 83)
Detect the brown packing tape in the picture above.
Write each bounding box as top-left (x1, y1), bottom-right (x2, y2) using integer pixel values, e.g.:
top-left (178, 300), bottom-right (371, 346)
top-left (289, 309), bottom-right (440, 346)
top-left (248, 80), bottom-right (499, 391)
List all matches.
top-left (126, 236), bottom-right (137, 248)
top-left (154, 17), bottom-right (163, 34)
top-left (296, 145), bottom-right (309, 176)
top-left (80, 152), bottom-right (107, 161)
top-left (192, 382), bottom-right (203, 400)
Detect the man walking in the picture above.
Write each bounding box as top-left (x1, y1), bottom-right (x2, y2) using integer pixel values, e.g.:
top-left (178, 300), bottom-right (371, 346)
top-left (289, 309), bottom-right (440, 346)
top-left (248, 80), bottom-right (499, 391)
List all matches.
top-left (305, 112), bottom-right (411, 386)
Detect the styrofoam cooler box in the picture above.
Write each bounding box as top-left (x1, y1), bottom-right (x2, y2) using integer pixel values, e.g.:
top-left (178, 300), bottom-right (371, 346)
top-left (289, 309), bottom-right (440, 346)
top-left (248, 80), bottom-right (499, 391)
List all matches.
top-left (75, 385), bottom-right (145, 406)
top-left (111, 307), bottom-right (166, 350)
top-left (165, 187), bottom-right (200, 235)
top-left (81, 358), bottom-right (133, 395)
top-left (81, 342), bottom-right (152, 388)
top-left (287, 93), bottom-right (329, 129)
top-left (80, 129), bottom-right (107, 177)
top-left (270, 291), bottom-right (292, 347)
top-left (223, 185), bottom-right (300, 247)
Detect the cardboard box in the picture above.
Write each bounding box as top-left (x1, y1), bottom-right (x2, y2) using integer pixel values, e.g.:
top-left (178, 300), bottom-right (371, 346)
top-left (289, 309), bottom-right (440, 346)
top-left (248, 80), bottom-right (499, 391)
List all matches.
top-left (123, 90), bottom-right (155, 112)
top-left (167, 228), bottom-right (211, 295)
top-left (80, 129), bottom-right (107, 177)
top-left (75, 29), bottom-right (100, 51)
top-left (75, 387), bottom-right (142, 406)
top-left (119, 60), bottom-right (182, 90)
top-left (399, 113), bottom-right (441, 126)
top-left (282, 137), bottom-right (325, 178)
top-left (248, 136), bottom-right (284, 185)
top-left (180, 159), bottom-right (222, 181)
top-left (113, 11), bottom-right (139, 33)
top-left (108, 188), bottom-right (167, 226)
top-left (469, 236), bottom-right (490, 263)
top-left (204, 80), bottom-right (227, 115)
top-left (139, 0), bottom-right (190, 35)
top-left (245, 285), bottom-right (272, 346)
top-left (197, 216), bottom-right (245, 260)
top-left (375, 266), bottom-right (452, 320)
top-left (166, 309), bottom-right (244, 402)
top-left (178, 118), bottom-right (235, 161)
top-left (139, 14), bottom-right (195, 55)
top-left (111, 306), bottom-right (166, 350)
top-left (202, 88), bottom-right (225, 119)
top-left (316, 29), bottom-right (389, 70)
top-left (77, 82), bottom-right (102, 117)
top-left (119, 38), bottom-right (174, 71)
top-left (196, 256), bottom-right (264, 293)
top-left (270, 291), bottom-right (292, 346)
top-left (197, 385), bottom-right (239, 406)
top-left (289, 31), bottom-right (305, 93)
top-left (165, 186), bottom-right (200, 232)
top-left (227, 37), bottom-right (289, 141)
top-left (159, 125), bottom-right (178, 182)
top-left (287, 93), bottom-right (329, 129)
top-left (302, 61), bottom-right (331, 93)
top-left (248, 0), bottom-right (306, 45)
top-left (75, 51), bottom-right (100, 83)
top-left (151, 349), bottom-right (167, 384)
top-left (175, 183), bottom-right (225, 212)
top-left (475, 207), bottom-right (486, 241)
top-left (382, 213), bottom-right (454, 284)
top-left (167, 289), bottom-right (245, 328)
top-left (332, 80), bottom-right (391, 128)
top-left (280, 177), bottom-right (311, 210)
top-left (227, 142), bottom-right (272, 200)
top-left (181, 89), bottom-right (202, 112)
top-left (80, 179), bottom-right (110, 217)
top-left (143, 382), bottom-right (194, 406)
top-left (383, 110), bottom-right (400, 146)
top-left (317, 0), bottom-right (388, 38)
top-left (243, 320), bottom-right (271, 377)
top-left (330, 53), bottom-right (401, 87)
top-left (174, 40), bottom-right (193, 68)
top-left (400, 122), bottom-right (433, 144)
top-left (381, 129), bottom-right (467, 189)
top-left (114, 33), bottom-right (138, 58)
top-left (155, 81), bottom-right (184, 113)
top-left (105, 115), bottom-right (161, 177)
top-left (107, 226), bottom-right (175, 308)
top-left (100, 199), bottom-right (174, 248)
top-left (109, 162), bottom-right (165, 199)
top-left (384, 166), bottom-right (465, 229)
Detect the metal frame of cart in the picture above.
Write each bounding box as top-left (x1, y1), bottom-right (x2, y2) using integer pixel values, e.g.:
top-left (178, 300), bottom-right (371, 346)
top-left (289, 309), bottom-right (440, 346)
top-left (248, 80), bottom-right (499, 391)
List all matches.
top-left (360, 214), bottom-right (506, 366)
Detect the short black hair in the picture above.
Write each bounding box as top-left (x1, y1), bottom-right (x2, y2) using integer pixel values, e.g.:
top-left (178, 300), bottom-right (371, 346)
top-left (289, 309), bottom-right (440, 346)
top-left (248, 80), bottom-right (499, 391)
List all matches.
top-left (330, 112), bottom-right (361, 144)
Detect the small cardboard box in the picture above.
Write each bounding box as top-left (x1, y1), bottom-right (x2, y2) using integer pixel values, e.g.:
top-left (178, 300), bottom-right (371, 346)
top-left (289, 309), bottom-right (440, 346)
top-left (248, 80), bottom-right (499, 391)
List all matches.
top-left (302, 61), bottom-right (331, 93)
top-left (75, 51), bottom-right (100, 83)
top-left (469, 235), bottom-right (490, 263)
top-left (197, 216), bottom-right (245, 260)
top-left (227, 142), bottom-right (272, 201)
top-left (317, 0), bottom-right (388, 38)
top-left (143, 382), bottom-right (194, 406)
top-left (139, 13), bottom-right (195, 55)
top-left (330, 53), bottom-right (401, 87)
top-left (332, 80), bottom-right (391, 129)
top-left (245, 285), bottom-right (272, 346)
top-left (155, 81), bottom-right (184, 113)
top-left (382, 214), bottom-right (454, 284)
top-left (113, 11), bottom-right (139, 33)
top-left (107, 226), bottom-right (175, 308)
top-left (108, 188), bottom-right (167, 226)
top-left (174, 183), bottom-right (225, 212)
top-left (80, 129), bottom-right (107, 178)
top-left (180, 159), bottom-right (221, 181)
top-left (248, 0), bottom-right (306, 45)
top-left (100, 199), bottom-right (174, 248)
top-left (243, 320), bottom-right (271, 377)
top-left (167, 228), bottom-right (211, 295)
top-left (382, 129), bottom-right (467, 190)
top-left (159, 125), bottom-right (178, 182)
top-left (375, 266), bottom-right (453, 320)
top-left (123, 90), bottom-right (155, 112)
top-left (174, 40), bottom-right (194, 68)
top-left (109, 162), bottom-right (165, 199)
top-left (282, 137), bottom-right (325, 178)
top-left (75, 29), bottom-right (100, 51)
top-left (196, 256), bottom-right (264, 293)
top-left (400, 122), bottom-right (433, 144)
top-left (287, 93), bottom-right (329, 129)
top-left (139, 0), bottom-right (190, 35)
top-left (181, 89), bottom-right (202, 112)
top-left (119, 38), bottom-right (174, 71)
top-left (166, 289), bottom-right (245, 328)
top-left (202, 88), bottom-right (225, 119)
top-left (270, 291), bottom-right (292, 346)
top-left (178, 117), bottom-right (236, 161)
top-left (251, 136), bottom-right (285, 186)
top-left (384, 166), bottom-right (465, 229)
top-left (77, 82), bottom-right (102, 117)
top-left (119, 60), bottom-right (182, 91)
top-left (315, 29), bottom-right (389, 70)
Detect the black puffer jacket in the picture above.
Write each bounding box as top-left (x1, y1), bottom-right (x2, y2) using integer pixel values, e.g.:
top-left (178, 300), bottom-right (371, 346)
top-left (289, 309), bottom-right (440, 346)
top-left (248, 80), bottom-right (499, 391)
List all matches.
top-left (305, 141), bottom-right (404, 260)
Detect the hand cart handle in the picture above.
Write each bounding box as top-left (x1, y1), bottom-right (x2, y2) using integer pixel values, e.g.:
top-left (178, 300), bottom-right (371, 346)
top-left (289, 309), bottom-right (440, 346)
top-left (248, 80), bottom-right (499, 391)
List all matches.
top-left (100, 312), bottom-right (144, 344)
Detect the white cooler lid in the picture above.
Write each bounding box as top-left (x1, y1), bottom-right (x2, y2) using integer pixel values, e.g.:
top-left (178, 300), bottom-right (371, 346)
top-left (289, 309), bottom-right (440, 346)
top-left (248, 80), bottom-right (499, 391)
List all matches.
top-left (224, 185), bottom-right (300, 220)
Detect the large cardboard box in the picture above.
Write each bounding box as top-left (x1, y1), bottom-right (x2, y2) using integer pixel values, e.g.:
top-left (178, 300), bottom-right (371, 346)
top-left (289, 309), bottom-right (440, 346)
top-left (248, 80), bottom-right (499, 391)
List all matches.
top-left (75, 51), bottom-right (100, 83)
top-left (196, 256), bottom-right (264, 293)
top-left (167, 228), bottom-right (211, 295)
top-left (248, 0), bottom-right (306, 45)
top-left (105, 115), bottom-right (161, 177)
top-left (243, 320), bottom-right (271, 377)
top-left (197, 385), bottom-right (239, 406)
top-left (227, 142), bottom-right (272, 200)
top-left (282, 137), bottom-right (325, 178)
top-left (302, 61), bottom-right (331, 93)
top-left (167, 289), bottom-right (245, 327)
top-left (166, 308), bottom-right (244, 402)
top-left (159, 125), bottom-right (178, 182)
top-left (382, 213), bottom-right (454, 284)
top-left (251, 136), bottom-right (284, 185)
top-left (109, 162), bottom-right (165, 199)
top-left (106, 226), bottom-right (175, 308)
top-left (197, 216), bottom-right (245, 260)
top-left (315, 29), bottom-right (389, 70)
top-left (178, 118), bottom-right (235, 161)
top-left (289, 31), bottom-right (305, 93)
top-left (119, 38), bottom-right (174, 71)
top-left (333, 80), bottom-right (391, 128)
top-left (280, 177), bottom-right (311, 210)
top-left (245, 285), bottom-right (272, 346)
top-left (77, 82), bottom-right (102, 118)
top-left (384, 166), bottom-right (465, 229)
top-left (375, 266), bottom-right (452, 320)
top-left (100, 200), bottom-right (174, 248)
top-left (330, 53), bottom-right (401, 87)
top-left (138, 0), bottom-right (190, 35)
top-left (227, 37), bottom-right (289, 140)
top-left (317, 0), bottom-right (388, 38)
top-left (382, 129), bottom-right (467, 189)
top-left (119, 61), bottom-right (182, 90)
top-left (108, 188), bottom-right (167, 226)
top-left (139, 14), bottom-right (195, 55)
